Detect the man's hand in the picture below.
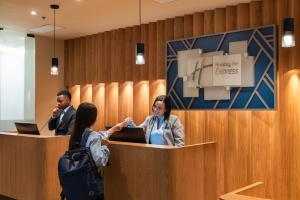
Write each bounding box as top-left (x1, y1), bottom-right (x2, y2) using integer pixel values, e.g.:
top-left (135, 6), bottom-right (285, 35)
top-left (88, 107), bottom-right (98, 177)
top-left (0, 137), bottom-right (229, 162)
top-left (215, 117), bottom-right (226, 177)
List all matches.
top-left (52, 106), bottom-right (62, 118)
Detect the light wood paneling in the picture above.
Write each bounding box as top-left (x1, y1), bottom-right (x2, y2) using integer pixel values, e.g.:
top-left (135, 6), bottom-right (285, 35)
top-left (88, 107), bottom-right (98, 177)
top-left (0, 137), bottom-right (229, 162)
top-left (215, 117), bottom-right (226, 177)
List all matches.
top-left (80, 84), bottom-right (92, 103)
top-left (157, 20), bottom-right (165, 79)
top-left (184, 14), bottom-right (193, 37)
top-left (105, 82), bottom-right (119, 127)
top-left (249, 1), bottom-right (262, 27)
top-left (148, 22), bottom-right (157, 81)
top-left (92, 84), bottom-right (105, 131)
top-left (64, 1), bottom-right (300, 200)
top-left (124, 27), bottom-right (133, 81)
top-left (118, 82), bottom-right (133, 122)
top-left (140, 24), bottom-right (149, 81)
top-left (70, 85), bottom-right (80, 109)
top-left (193, 12), bottom-right (204, 36)
top-left (133, 81), bottom-right (150, 125)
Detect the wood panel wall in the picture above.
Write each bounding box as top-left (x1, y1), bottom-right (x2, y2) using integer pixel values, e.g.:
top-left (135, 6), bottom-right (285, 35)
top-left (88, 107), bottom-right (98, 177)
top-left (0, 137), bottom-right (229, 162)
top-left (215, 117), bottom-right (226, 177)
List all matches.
top-left (64, 0), bottom-right (300, 200)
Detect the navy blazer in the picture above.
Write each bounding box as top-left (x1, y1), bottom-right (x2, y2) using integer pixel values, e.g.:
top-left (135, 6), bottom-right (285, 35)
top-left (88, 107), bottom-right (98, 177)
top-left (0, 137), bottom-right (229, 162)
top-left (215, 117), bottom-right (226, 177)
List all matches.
top-left (48, 106), bottom-right (76, 136)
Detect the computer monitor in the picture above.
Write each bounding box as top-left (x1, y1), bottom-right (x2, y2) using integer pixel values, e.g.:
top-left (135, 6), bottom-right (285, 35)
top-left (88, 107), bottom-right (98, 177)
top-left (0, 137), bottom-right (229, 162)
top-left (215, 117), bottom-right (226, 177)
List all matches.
top-left (109, 127), bottom-right (146, 143)
top-left (15, 122), bottom-right (40, 135)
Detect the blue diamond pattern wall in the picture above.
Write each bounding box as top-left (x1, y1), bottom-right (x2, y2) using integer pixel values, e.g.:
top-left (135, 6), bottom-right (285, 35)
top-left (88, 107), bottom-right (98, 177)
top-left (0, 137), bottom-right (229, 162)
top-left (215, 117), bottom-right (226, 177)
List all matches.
top-left (166, 25), bottom-right (276, 110)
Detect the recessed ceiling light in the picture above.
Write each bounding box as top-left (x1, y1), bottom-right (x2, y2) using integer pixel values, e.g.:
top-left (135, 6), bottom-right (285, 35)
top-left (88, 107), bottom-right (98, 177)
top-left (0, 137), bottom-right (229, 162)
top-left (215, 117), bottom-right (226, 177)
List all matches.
top-left (153, 0), bottom-right (177, 3)
top-left (31, 11), bottom-right (37, 15)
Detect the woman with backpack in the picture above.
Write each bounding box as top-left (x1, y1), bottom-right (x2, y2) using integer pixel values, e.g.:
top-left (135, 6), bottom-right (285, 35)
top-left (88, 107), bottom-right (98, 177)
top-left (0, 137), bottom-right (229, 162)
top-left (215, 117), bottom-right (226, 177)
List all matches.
top-left (64, 102), bottom-right (123, 200)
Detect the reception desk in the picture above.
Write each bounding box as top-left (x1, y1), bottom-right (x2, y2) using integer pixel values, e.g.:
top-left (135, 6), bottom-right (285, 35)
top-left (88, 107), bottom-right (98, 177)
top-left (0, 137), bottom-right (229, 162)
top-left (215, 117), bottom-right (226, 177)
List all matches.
top-left (0, 132), bottom-right (69, 200)
top-left (104, 141), bottom-right (217, 200)
top-left (0, 132), bottom-right (217, 200)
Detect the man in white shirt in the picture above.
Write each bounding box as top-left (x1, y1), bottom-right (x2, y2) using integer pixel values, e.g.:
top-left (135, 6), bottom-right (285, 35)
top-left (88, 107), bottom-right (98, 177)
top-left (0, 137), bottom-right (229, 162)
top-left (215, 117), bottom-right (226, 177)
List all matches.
top-left (48, 90), bottom-right (76, 136)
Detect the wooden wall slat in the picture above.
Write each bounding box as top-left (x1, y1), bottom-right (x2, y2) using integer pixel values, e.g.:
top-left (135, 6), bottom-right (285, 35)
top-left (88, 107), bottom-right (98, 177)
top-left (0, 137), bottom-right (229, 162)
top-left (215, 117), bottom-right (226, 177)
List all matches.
top-left (85, 36), bottom-right (91, 83)
top-left (214, 8), bottom-right (226, 33)
top-left (174, 16), bottom-right (184, 39)
top-left (262, 0), bottom-right (276, 25)
top-left (80, 37), bottom-right (87, 84)
top-left (131, 26), bottom-right (138, 82)
top-left (73, 39), bottom-right (80, 84)
top-left (148, 22), bottom-right (157, 81)
top-left (64, 40), bottom-right (69, 86)
top-left (118, 82), bottom-right (133, 122)
top-left (204, 11), bottom-right (215, 34)
top-left (133, 81), bottom-right (149, 125)
top-left (156, 20), bottom-right (165, 79)
top-left (70, 85), bottom-right (80, 109)
top-left (193, 13), bottom-right (204, 36)
top-left (92, 84), bottom-right (105, 131)
top-left (124, 27), bottom-right (133, 81)
top-left (225, 6), bottom-right (237, 31)
top-left (110, 30), bottom-right (118, 82)
top-left (184, 14), bottom-right (193, 37)
top-left (96, 33), bottom-right (104, 83)
top-left (80, 84), bottom-right (92, 103)
top-left (140, 24), bottom-right (149, 81)
top-left (103, 32), bottom-right (112, 83)
top-left (237, 3), bottom-right (250, 29)
top-left (117, 29), bottom-right (125, 82)
top-left (105, 83), bottom-right (119, 126)
top-left (249, 1), bottom-right (263, 27)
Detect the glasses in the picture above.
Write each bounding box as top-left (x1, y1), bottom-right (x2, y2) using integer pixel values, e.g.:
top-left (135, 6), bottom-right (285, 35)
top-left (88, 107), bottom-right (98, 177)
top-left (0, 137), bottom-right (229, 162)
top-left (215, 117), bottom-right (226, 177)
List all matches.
top-left (152, 105), bottom-right (163, 111)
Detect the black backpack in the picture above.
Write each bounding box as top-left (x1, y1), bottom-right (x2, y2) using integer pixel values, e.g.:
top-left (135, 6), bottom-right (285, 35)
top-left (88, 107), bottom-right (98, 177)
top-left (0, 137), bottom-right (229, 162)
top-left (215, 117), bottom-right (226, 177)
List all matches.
top-left (58, 130), bottom-right (104, 200)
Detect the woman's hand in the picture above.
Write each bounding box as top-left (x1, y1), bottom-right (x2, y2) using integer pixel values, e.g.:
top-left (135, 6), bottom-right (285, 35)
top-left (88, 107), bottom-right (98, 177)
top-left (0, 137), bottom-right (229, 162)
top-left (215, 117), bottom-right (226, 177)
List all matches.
top-left (107, 121), bottom-right (126, 136)
top-left (124, 117), bottom-right (136, 127)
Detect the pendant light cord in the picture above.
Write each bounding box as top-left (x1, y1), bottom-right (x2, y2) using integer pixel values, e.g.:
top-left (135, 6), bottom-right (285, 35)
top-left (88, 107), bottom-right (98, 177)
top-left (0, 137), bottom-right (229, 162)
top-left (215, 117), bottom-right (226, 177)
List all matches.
top-left (54, 8), bottom-right (56, 58)
top-left (139, 0), bottom-right (142, 42)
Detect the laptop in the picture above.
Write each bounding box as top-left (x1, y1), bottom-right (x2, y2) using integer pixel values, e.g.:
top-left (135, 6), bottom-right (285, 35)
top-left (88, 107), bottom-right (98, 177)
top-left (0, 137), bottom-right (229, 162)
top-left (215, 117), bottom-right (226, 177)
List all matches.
top-left (15, 122), bottom-right (40, 135)
top-left (109, 127), bottom-right (146, 143)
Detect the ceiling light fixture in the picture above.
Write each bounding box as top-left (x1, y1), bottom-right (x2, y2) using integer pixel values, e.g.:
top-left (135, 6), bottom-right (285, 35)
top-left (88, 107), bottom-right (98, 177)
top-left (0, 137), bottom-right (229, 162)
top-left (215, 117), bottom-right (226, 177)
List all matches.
top-left (31, 11), bottom-right (37, 15)
top-left (282, 18), bottom-right (295, 48)
top-left (50, 4), bottom-right (59, 75)
top-left (135, 0), bottom-right (145, 65)
top-left (281, 0), bottom-right (295, 48)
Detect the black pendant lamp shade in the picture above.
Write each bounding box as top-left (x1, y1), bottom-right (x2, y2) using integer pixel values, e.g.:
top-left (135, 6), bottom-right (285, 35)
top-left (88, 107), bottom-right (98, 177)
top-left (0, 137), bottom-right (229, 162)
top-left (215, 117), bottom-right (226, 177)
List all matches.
top-left (136, 43), bottom-right (145, 65)
top-left (282, 17), bottom-right (296, 48)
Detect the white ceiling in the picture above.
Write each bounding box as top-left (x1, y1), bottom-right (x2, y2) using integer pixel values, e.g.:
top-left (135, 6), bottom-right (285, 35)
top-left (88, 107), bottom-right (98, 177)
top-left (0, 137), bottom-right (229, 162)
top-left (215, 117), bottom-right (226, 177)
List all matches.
top-left (0, 0), bottom-right (251, 40)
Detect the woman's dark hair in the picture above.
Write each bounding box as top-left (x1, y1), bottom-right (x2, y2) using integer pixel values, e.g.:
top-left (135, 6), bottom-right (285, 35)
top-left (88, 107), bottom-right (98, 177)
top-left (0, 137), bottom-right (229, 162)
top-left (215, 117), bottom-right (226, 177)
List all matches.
top-left (152, 95), bottom-right (171, 120)
top-left (69, 102), bottom-right (97, 150)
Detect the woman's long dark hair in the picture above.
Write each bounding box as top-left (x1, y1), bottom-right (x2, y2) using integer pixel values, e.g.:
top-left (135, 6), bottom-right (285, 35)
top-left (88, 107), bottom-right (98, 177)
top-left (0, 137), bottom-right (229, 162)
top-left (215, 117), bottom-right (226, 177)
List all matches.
top-left (69, 102), bottom-right (97, 150)
top-left (152, 95), bottom-right (171, 120)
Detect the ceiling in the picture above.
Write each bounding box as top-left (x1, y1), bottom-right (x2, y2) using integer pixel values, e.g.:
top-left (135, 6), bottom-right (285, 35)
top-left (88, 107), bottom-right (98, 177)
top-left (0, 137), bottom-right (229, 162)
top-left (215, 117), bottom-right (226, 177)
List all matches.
top-left (0, 0), bottom-right (251, 40)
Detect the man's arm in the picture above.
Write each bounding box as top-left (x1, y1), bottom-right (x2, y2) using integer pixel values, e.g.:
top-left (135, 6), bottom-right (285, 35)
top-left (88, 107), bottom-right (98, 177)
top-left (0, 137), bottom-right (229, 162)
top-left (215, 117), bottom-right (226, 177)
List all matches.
top-left (66, 112), bottom-right (76, 135)
top-left (48, 117), bottom-right (58, 131)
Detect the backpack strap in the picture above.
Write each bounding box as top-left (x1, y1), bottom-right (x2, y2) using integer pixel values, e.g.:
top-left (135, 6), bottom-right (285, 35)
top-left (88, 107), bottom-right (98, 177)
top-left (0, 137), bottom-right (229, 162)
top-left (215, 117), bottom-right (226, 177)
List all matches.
top-left (80, 129), bottom-right (93, 147)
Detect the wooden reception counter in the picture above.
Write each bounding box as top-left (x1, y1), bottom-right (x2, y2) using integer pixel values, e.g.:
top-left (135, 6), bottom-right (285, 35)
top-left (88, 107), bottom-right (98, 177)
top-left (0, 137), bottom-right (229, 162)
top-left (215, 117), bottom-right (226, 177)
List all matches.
top-left (0, 132), bottom-right (217, 200)
top-left (0, 132), bottom-right (69, 200)
top-left (104, 141), bottom-right (217, 200)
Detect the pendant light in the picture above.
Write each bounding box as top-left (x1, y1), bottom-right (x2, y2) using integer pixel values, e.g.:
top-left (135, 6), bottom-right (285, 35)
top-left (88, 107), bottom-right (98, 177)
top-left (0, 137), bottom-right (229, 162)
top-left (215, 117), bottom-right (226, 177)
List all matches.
top-left (136, 0), bottom-right (145, 65)
top-left (282, 18), bottom-right (295, 48)
top-left (50, 4), bottom-right (59, 75)
top-left (282, 0), bottom-right (295, 48)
